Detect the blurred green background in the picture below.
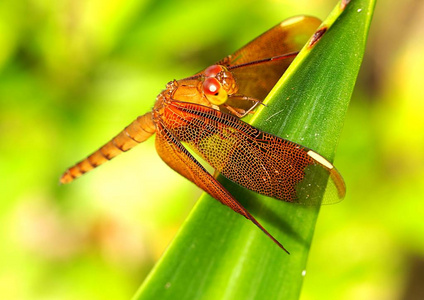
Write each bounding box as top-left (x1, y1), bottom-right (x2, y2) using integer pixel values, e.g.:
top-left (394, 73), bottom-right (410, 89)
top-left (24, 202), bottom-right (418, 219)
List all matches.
top-left (1, 0), bottom-right (423, 299)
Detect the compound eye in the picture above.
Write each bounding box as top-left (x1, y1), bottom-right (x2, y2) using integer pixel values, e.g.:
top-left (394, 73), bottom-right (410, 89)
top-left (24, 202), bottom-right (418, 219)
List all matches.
top-left (202, 77), bottom-right (228, 105)
top-left (203, 77), bottom-right (220, 95)
top-left (204, 65), bottom-right (223, 77)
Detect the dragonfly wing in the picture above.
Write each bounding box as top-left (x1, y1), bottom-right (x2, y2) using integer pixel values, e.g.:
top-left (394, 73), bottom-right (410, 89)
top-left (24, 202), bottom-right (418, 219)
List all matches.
top-left (155, 120), bottom-right (290, 253)
top-left (218, 16), bottom-right (322, 102)
top-left (165, 101), bottom-right (345, 205)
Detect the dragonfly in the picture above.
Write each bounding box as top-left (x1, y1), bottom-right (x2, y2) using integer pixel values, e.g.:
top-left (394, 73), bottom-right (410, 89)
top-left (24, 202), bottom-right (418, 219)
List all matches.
top-left (61, 16), bottom-right (345, 254)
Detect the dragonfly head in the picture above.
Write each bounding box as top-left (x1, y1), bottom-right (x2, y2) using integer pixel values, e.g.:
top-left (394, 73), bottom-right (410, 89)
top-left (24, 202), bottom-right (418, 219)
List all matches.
top-left (202, 65), bottom-right (238, 106)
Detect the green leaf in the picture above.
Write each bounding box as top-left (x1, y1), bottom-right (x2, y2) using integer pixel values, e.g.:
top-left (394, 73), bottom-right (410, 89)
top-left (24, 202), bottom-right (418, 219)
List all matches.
top-left (134, 0), bottom-right (375, 299)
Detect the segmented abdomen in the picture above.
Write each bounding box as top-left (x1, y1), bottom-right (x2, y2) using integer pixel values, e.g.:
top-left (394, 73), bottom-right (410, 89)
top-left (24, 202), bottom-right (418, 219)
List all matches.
top-left (60, 112), bottom-right (156, 184)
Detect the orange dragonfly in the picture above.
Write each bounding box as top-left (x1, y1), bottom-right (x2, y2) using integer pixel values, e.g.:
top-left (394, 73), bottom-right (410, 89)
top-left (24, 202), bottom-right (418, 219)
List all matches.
top-left (61, 16), bottom-right (345, 254)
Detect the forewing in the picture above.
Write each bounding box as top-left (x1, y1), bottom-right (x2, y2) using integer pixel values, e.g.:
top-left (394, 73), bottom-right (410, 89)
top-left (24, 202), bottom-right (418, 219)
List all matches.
top-left (164, 101), bottom-right (345, 205)
top-left (155, 120), bottom-right (290, 252)
top-left (218, 16), bottom-right (322, 102)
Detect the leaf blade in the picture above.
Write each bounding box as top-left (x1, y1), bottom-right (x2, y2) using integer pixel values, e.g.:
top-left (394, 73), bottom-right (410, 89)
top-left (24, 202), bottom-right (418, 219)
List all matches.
top-left (134, 0), bottom-right (376, 299)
